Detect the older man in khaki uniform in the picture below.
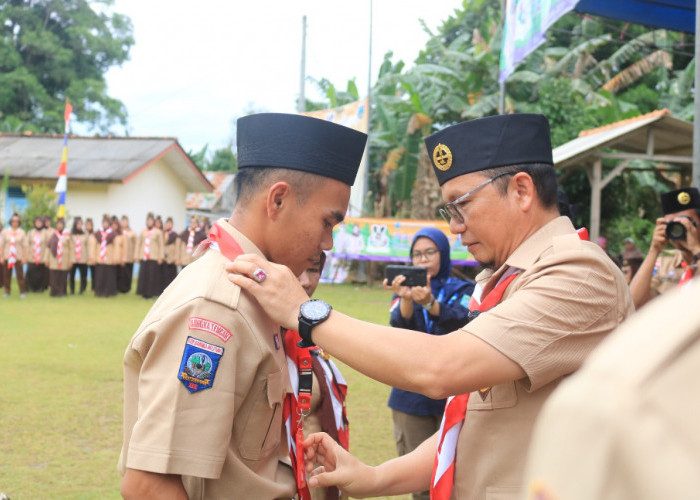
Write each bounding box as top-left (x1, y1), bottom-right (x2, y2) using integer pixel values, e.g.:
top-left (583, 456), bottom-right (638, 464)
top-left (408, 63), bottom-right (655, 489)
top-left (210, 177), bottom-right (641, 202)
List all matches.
top-left (524, 277), bottom-right (700, 500)
top-left (228, 114), bottom-right (633, 499)
top-left (119, 113), bottom-right (367, 499)
top-left (630, 187), bottom-right (700, 308)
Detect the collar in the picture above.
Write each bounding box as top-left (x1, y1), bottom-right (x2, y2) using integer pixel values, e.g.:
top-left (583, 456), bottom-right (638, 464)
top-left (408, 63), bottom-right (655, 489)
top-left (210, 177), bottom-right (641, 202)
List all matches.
top-left (212, 218), bottom-right (266, 257)
top-left (475, 216), bottom-right (576, 289)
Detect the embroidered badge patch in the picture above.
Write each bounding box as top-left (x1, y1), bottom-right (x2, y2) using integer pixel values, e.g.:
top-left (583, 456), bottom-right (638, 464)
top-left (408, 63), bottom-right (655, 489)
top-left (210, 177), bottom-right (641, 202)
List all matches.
top-left (189, 316), bottom-right (232, 343)
top-left (178, 336), bottom-right (223, 393)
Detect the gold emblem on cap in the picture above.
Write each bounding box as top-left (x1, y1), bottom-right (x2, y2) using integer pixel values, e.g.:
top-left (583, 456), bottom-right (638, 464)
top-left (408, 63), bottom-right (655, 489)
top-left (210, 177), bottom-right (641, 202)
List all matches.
top-left (433, 143), bottom-right (453, 171)
top-left (678, 191), bottom-right (691, 205)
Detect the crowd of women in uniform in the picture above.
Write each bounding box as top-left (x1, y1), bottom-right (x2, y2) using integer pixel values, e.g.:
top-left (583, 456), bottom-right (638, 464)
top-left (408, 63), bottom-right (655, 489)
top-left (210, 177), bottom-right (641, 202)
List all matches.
top-left (0, 212), bottom-right (210, 299)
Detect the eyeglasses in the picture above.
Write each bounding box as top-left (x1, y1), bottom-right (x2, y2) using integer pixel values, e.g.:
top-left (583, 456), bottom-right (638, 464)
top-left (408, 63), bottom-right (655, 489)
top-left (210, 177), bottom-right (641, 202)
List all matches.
top-left (438, 172), bottom-right (514, 224)
top-left (411, 248), bottom-right (439, 261)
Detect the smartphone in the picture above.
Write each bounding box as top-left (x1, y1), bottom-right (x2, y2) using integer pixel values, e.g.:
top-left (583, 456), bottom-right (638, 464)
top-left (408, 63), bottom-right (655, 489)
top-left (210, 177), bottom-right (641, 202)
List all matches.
top-left (385, 265), bottom-right (428, 287)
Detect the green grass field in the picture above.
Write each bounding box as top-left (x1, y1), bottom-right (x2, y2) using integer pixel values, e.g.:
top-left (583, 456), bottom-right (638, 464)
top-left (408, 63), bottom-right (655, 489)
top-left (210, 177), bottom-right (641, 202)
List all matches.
top-left (0, 281), bottom-right (411, 499)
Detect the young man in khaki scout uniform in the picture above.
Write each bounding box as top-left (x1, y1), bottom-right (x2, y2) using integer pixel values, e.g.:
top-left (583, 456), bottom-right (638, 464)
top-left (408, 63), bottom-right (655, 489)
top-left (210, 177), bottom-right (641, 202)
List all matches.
top-left (119, 113), bottom-right (367, 499)
top-left (629, 187), bottom-right (700, 309)
top-left (228, 114), bottom-right (633, 499)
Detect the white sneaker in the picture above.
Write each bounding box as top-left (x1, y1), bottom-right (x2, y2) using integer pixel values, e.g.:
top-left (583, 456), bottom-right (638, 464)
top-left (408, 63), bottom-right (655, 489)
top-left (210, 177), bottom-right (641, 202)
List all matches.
top-left (20, 293), bottom-right (26, 299)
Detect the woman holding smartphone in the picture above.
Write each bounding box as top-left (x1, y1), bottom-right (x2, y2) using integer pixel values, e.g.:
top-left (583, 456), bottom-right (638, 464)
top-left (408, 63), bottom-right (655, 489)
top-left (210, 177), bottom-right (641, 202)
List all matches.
top-left (384, 227), bottom-right (475, 500)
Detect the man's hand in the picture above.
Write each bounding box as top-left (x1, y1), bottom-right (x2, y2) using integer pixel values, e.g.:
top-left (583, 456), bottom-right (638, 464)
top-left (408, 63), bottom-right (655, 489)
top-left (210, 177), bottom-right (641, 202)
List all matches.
top-left (672, 216), bottom-right (700, 256)
top-left (226, 254), bottom-right (308, 329)
top-left (303, 432), bottom-right (378, 498)
top-left (650, 218), bottom-right (669, 254)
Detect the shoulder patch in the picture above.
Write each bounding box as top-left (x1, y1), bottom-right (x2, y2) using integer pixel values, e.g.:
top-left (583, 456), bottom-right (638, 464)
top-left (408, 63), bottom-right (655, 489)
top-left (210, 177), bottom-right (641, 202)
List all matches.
top-left (178, 336), bottom-right (224, 393)
top-left (189, 316), bottom-right (232, 343)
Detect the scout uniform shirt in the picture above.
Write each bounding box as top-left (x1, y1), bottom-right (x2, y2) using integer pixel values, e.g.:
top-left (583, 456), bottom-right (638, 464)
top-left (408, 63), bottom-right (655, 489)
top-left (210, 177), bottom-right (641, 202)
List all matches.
top-left (27, 227), bottom-right (49, 265)
top-left (650, 248), bottom-right (688, 297)
top-left (134, 227), bottom-right (164, 263)
top-left (0, 227), bottom-right (28, 263)
top-left (451, 216), bottom-right (633, 499)
top-left (524, 277), bottom-right (700, 500)
top-left (45, 231), bottom-right (75, 271)
top-left (163, 230), bottom-right (179, 265)
top-left (71, 232), bottom-right (89, 265)
top-left (121, 228), bottom-right (138, 264)
top-left (119, 220), bottom-right (296, 499)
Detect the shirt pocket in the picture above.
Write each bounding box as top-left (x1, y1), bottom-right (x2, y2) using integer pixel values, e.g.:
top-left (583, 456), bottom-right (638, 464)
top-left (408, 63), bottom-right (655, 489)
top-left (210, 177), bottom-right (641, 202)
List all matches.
top-left (238, 369), bottom-right (285, 461)
top-left (467, 381), bottom-right (518, 410)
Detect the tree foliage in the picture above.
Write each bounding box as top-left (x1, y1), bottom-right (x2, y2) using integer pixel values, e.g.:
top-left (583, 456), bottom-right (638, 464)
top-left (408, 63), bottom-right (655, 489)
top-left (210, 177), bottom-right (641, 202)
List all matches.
top-left (19, 183), bottom-right (57, 230)
top-left (301, 1), bottom-right (695, 255)
top-left (0, 0), bottom-right (134, 134)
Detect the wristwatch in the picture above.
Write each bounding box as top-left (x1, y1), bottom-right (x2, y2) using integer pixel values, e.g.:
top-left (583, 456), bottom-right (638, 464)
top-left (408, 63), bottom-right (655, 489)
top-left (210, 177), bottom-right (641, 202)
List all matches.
top-left (298, 299), bottom-right (333, 348)
top-left (422, 298), bottom-right (435, 310)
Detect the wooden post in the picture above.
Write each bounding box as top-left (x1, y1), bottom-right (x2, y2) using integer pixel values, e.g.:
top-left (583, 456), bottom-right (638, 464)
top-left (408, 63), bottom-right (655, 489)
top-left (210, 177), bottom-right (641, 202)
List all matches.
top-left (590, 159), bottom-right (602, 242)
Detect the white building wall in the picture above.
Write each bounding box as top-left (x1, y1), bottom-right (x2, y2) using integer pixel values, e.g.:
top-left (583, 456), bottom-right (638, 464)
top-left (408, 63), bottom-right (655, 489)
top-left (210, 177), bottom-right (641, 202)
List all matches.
top-left (110, 159), bottom-right (188, 232)
top-left (61, 159), bottom-right (188, 232)
top-left (60, 182), bottom-right (109, 225)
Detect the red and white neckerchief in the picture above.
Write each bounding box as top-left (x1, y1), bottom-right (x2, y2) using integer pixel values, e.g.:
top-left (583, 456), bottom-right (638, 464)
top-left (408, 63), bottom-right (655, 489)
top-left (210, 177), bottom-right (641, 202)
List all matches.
top-left (142, 229), bottom-right (153, 260)
top-left (679, 260), bottom-right (694, 289)
top-left (430, 269), bottom-right (521, 500)
top-left (74, 235), bottom-right (82, 262)
top-left (194, 222), bottom-right (244, 260)
top-left (7, 231), bottom-right (18, 269)
top-left (33, 232), bottom-right (42, 264)
top-left (186, 227), bottom-right (198, 254)
top-left (317, 353), bottom-right (349, 450)
top-left (56, 230), bottom-right (68, 269)
top-left (283, 331), bottom-right (313, 500)
top-left (99, 228), bottom-right (112, 262)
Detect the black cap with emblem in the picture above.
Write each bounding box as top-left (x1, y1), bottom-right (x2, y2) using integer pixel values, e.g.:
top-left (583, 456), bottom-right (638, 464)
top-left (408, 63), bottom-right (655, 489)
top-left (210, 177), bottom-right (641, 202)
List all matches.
top-left (660, 187), bottom-right (700, 215)
top-left (424, 114), bottom-right (554, 186)
top-left (237, 113), bottom-right (368, 186)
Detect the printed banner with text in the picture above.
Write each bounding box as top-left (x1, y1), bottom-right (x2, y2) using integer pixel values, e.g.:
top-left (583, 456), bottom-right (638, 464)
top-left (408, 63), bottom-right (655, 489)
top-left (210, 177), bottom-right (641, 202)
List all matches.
top-left (329, 217), bottom-right (477, 266)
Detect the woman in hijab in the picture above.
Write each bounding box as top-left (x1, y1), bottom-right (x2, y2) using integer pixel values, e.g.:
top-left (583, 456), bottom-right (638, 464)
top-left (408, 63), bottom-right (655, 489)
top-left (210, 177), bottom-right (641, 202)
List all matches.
top-left (384, 227), bottom-right (475, 500)
top-left (159, 216), bottom-right (179, 293)
top-left (46, 218), bottom-right (74, 297)
top-left (69, 216), bottom-right (89, 295)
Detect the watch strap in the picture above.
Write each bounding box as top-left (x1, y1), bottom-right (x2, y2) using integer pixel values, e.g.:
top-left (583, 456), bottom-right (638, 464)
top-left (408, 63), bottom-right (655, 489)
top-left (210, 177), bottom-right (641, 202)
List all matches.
top-left (297, 317), bottom-right (315, 348)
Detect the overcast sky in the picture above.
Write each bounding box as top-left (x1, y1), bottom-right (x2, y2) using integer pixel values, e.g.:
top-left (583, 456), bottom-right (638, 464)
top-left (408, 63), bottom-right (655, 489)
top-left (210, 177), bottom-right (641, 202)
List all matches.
top-left (100, 0), bottom-right (462, 155)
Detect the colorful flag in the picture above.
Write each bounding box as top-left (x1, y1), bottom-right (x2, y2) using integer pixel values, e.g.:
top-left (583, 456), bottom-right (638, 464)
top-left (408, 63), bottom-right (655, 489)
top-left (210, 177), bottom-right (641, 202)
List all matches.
top-left (55, 100), bottom-right (73, 218)
top-left (499, 0), bottom-right (578, 83)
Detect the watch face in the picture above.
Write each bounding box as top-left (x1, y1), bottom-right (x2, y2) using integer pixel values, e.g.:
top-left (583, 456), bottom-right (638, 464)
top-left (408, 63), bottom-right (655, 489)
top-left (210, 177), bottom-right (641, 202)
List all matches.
top-left (301, 299), bottom-right (331, 321)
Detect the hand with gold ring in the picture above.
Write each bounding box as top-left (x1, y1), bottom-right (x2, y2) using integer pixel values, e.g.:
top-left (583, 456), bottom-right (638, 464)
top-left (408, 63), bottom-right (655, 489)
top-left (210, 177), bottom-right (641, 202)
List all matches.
top-left (226, 254), bottom-right (308, 329)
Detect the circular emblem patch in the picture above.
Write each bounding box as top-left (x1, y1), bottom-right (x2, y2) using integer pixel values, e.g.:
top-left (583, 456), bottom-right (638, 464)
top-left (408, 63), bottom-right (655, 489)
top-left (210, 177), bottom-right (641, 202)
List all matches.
top-left (185, 352), bottom-right (213, 380)
top-left (678, 191), bottom-right (691, 205)
top-left (433, 143), bottom-right (453, 171)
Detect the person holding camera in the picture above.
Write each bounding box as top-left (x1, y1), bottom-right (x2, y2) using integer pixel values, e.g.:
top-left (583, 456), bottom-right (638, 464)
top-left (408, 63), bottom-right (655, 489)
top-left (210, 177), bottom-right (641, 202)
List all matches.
top-left (385, 227), bottom-right (474, 500)
top-left (629, 187), bottom-right (700, 308)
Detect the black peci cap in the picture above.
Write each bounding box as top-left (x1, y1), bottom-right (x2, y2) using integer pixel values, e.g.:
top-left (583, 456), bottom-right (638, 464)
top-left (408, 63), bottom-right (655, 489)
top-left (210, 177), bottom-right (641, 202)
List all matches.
top-left (661, 187), bottom-right (700, 215)
top-left (237, 113), bottom-right (368, 186)
top-left (424, 114), bottom-right (553, 186)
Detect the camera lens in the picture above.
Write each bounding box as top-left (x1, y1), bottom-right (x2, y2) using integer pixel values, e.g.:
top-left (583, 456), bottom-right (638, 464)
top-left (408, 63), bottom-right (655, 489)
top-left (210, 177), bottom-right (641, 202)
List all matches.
top-left (666, 221), bottom-right (687, 240)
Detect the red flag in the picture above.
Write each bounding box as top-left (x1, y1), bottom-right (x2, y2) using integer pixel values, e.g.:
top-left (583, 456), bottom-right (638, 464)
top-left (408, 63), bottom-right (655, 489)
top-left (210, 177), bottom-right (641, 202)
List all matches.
top-left (64, 100), bottom-right (73, 122)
